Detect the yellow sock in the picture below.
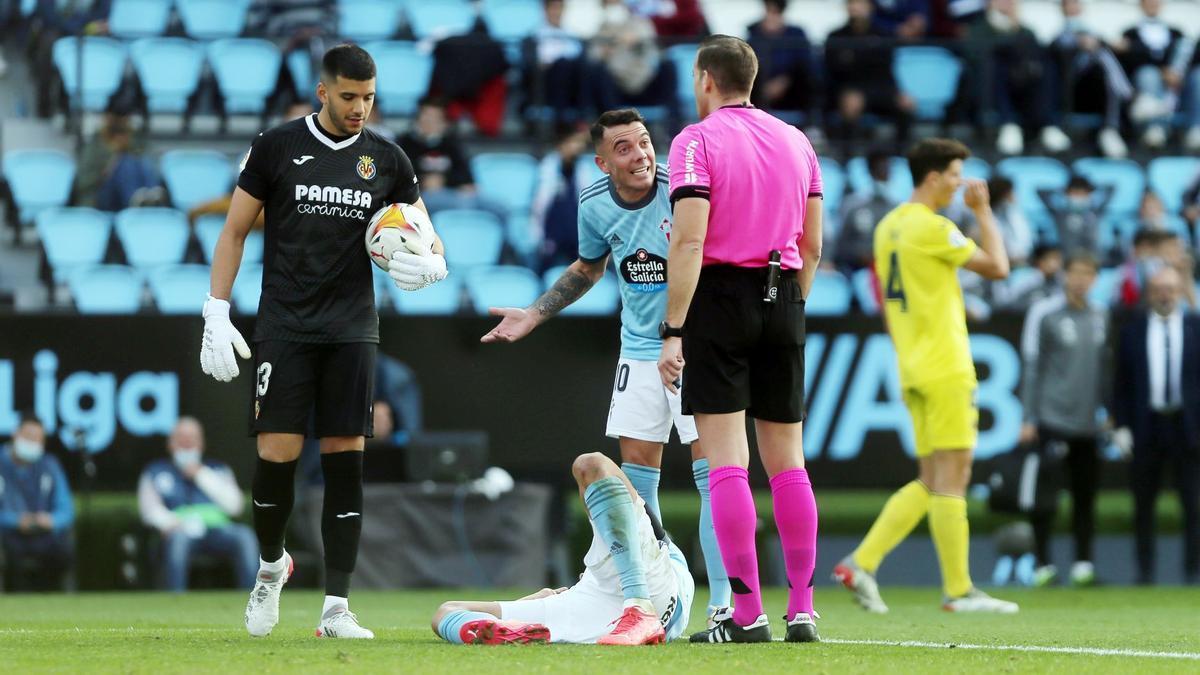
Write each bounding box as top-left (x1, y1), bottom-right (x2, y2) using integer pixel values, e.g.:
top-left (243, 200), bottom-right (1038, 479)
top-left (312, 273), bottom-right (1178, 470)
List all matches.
top-left (852, 480), bottom-right (930, 573)
top-left (929, 494), bottom-right (972, 598)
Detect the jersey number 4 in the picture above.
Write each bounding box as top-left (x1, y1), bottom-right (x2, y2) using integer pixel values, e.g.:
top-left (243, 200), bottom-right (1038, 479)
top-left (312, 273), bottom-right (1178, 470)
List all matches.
top-left (885, 251), bottom-right (907, 311)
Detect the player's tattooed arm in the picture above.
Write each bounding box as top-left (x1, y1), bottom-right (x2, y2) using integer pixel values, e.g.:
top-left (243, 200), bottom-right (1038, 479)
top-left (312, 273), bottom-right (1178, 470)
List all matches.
top-left (531, 257), bottom-right (608, 319)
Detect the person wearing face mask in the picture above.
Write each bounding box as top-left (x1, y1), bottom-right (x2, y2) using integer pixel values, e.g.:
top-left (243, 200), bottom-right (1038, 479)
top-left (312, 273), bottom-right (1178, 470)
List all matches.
top-left (585, 0), bottom-right (679, 119)
top-left (137, 417), bottom-right (258, 592)
top-left (1037, 175), bottom-right (1111, 261)
top-left (0, 413), bottom-right (74, 592)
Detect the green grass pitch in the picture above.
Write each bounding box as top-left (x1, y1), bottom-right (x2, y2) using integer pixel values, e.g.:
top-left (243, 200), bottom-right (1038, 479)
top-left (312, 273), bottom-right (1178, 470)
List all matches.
top-left (3, 586), bottom-right (1199, 673)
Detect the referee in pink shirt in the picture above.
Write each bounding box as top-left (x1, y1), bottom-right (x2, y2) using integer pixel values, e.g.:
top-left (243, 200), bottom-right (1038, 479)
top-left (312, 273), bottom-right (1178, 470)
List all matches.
top-left (658, 35), bottom-right (823, 645)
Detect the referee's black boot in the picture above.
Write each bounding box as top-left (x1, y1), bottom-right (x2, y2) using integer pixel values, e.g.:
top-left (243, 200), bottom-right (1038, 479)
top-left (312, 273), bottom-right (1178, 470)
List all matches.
top-left (689, 612), bottom-right (771, 643)
top-left (784, 613), bottom-right (819, 643)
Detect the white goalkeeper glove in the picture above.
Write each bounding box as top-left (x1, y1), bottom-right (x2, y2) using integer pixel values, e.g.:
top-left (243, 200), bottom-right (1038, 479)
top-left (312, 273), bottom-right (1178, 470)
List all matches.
top-left (200, 295), bottom-right (251, 382)
top-left (389, 249), bottom-right (448, 291)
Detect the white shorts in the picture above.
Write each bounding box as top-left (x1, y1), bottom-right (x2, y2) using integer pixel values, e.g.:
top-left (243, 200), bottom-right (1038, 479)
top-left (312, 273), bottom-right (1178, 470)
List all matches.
top-left (605, 358), bottom-right (698, 444)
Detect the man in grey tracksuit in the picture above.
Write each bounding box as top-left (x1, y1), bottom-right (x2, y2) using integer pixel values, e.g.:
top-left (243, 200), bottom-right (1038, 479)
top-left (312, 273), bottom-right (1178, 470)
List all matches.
top-left (1019, 253), bottom-right (1111, 587)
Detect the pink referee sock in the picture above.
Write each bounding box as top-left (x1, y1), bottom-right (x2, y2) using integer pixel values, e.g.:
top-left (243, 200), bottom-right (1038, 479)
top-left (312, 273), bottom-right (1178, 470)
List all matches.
top-left (709, 465), bottom-right (763, 626)
top-left (770, 468), bottom-right (819, 620)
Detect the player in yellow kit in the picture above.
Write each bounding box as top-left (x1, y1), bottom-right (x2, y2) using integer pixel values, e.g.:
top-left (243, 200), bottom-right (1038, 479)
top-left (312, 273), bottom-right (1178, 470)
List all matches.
top-left (832, 138), bottom-right (1019, 614)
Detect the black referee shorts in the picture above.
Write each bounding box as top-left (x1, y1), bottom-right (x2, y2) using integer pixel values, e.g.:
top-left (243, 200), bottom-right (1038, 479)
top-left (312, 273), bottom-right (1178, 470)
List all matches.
top-left (681, 265), bottom-right (806, 423)
top-left (249, 341), bottom-right (377, 438)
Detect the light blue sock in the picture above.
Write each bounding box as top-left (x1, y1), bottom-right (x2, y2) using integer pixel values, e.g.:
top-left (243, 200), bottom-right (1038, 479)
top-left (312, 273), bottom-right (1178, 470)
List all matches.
top-left (436, 610), bottom-right (494, 644)
top-left (621, 462), bottom-right (662, 522)
top-left (692, 458), bottom-right (732, 609)
top-left (584, 476), bottom-right (650, 601)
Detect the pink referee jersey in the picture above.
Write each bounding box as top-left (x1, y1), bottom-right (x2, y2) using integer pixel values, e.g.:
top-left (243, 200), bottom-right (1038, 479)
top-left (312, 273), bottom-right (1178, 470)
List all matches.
top-left (667, 105), bottom-right (822, 270)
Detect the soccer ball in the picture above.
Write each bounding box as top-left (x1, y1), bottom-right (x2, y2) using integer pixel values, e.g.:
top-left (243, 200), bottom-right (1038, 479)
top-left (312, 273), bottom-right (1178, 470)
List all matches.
top-left (365, 203), bottom-right (434, 270)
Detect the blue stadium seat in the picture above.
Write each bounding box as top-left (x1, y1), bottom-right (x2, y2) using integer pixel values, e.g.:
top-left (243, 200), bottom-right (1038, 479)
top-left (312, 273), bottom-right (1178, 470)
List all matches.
top-left (363, 41), bottom-right (432, 116)
top-left (35, 208), bottom-right (112, 281)
top-left (68, 265), bottom-right (144, 315)
top-left (851, 268), bottom-right (879, 314)
top-left (404, 0), bottom-right (477, 40)
top-left (1071, 158), bottom-right (1145, 217)
top-left (287, 50), bottom-right (316, 101)
top-left (1088, 267), bottom-right (1120, 306)
top-left (207, 39), bottom-right (282, 114)
top-left (1147, 157), bottom-right (1200, 213)
top-left (338, 0), bottom-right (402, 41)
top-left (52, 37), bottom-right (127, 112)
top-left (130, 38), bottom-right (205, 114)
top-left (2, 149), bottom-right (76, 223)
top-left (666, 44), bottom-right (698, 119)
top-left (433, 209), bottom-right (505, 271)
top-left (196, 214), bottom-right (265, 266)
top-left (231, 263), bottom-right (263, 314)
top-left (108, 0), bottom-right (172, 39)
top-left (160, 150), bottom-right (235, 212)
top-left (148, 264), bottom-right (212, 314)
top-left (818, 156), bottom-right (845, 219)
top-left (388, 275), bottom-right (464, 314)
top-left (805, 270), bottom-right (853, 317)
top-left (847, 156), bottom-right (912, 205)
top-left (962, 156), bottom-right (992, 181)
top-left (996, 156), bottom-right (1069, 222)
top-left (893, 46), bottom-right (962, 121)
top-left (114, 208), bottom-right (190, 269)
top-left (178, 0), bottom-right (250, 40)
top-left (482, 0), bottom-right (543, 42)
top-left (465, 265), bottom-right (541, 314)
top-left (575, 155), bottom-right (606, 189)
top-left (471, 153), bottom-right (539, 215)
top-left (543, 266), bottom-right (620, 316)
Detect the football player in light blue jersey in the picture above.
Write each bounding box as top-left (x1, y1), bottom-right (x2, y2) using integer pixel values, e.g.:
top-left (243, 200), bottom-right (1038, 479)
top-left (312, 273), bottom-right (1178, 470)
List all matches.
top-left (482, 109), bottom-right (731, 629)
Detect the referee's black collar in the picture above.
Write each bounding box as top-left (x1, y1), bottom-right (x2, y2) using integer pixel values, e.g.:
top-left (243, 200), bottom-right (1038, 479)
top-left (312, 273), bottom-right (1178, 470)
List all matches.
top-left (718, 102), bottom-right (754, 110)
top-left (306, 114), bottom-right (360, 151)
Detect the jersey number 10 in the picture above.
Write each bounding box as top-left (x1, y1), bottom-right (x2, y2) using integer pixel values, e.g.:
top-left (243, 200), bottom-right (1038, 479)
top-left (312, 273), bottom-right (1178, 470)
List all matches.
top-left (885, 251), bottom-right (907, 311)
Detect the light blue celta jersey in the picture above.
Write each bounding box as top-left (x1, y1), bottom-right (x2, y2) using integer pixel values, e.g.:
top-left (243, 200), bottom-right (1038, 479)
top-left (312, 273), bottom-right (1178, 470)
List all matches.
top-left (577, 164), bottom-right (673, 361)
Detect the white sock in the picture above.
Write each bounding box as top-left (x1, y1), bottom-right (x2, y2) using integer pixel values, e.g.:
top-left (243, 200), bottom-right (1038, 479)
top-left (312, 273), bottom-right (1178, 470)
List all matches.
top-left (322, 595), bottom-right (348, 618)
top-left (259, 555), bottom-right (286, 577)
top-left (623, 597), bottom-right (655, 615)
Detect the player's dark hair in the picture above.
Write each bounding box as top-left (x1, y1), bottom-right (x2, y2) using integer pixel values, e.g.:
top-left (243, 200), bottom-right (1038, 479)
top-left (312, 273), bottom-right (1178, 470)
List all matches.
top-left (697, 35), bottom-right (759, 96)
top-left (590, 108), bottom-right (647, 145)
top-left (321, 43), bottom-right (376, 83)
top-left (17, 411), bottom-right (42, 429)
top-left (988, 176), bottom-right (1014, 206)
top-left (907, 138), bottom-right (970, 186)
top-left (1066, 252), bottom-right (1100, 272)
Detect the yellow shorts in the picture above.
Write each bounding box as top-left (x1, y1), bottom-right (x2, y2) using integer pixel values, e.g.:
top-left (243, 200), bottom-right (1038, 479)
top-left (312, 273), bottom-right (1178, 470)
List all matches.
top-left (902, 375), bottom-right (978, 458)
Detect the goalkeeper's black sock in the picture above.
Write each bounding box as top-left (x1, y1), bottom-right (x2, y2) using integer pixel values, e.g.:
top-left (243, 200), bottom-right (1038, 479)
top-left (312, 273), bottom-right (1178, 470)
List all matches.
top-left (321, 451), bottom-right (364, 598)
top-left (252, 457), bottom-right (298, 563)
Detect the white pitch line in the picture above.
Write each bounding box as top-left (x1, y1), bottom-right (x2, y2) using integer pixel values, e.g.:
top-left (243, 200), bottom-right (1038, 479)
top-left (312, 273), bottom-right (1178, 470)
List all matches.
top-left (822, 638), bottom-right (1200, 661)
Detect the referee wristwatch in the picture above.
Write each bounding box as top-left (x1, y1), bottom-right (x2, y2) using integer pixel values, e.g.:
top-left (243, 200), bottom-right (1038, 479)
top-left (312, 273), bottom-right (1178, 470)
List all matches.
top-left (658, 321), bottom-right (684, 339)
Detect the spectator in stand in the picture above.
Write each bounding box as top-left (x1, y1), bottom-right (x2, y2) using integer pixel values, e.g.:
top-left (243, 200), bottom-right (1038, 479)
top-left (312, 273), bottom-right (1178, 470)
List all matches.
top-left (30, 0), bottom-right (112, 118)
top-left (531, 127), bottom-right (593, 270)
top-left (629, 0), bottom-right (707, 40)
top-left (1184, 170), bottom-right (1200, 231)
top-left (0, 414), bottom-right (74, 592)
top-left (872, 0), bottom-right (930, 41)
top-left (430, 31), bottom-right (510, 137)
top-left (965, 0), bottom-right (1071, 156)
top-left (585, 0), bottom-right (678, 118)
top-left (987, 176), bottom-right (1034, 268)
top-left (825, 0), bottom-right (915, 148)
top-left (75, 112), bottom-right (164, 211)
top-left (999, 244), bottom-right (1063, 311)
top-left (746, 0), bottom-right (816, 117)
top-left (1117, 228), bottom-right (1169, 308)
top-left (1136, 189), bottom-right (1172, 234)
top-left (1113, 0), bottom-right (1200, 151)
top-left (1048, 0), bottom-right (1133, 159)
top-left (398, 98), bottom-right (506, 220)
top-left (372, 353), bottom-right (424, 448)
top-left (832, 149), bottom-right (898, 273)
top-left (525, 0), bottom-right (585, 125)
top-left (248, 1), bottom-right (333, 104)
top-left (1037, 175), bottom-right (1111, 260)
top-left (137, 417), bottom-right (257, 592)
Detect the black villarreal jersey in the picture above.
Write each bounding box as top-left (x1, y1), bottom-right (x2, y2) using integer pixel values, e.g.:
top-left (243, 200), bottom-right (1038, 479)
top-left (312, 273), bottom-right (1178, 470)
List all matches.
top-left (237, 114), bottom-right (420, 344)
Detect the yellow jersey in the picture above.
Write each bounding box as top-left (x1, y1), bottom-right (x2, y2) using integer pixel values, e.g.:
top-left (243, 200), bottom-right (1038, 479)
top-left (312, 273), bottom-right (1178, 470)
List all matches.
top-left (873, 202), bottom-right (979, 388)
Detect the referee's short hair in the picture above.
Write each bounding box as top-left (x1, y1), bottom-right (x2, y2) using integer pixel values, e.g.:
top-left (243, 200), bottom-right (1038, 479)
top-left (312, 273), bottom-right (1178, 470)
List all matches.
top-left (590, 108), bottom-right (647, 145)
top-left (697, 35), bottom-right (758, 96)
top-left (907, 138), bottom-right (971, 186)
top-left (322, 43), bottom-right (376, 82)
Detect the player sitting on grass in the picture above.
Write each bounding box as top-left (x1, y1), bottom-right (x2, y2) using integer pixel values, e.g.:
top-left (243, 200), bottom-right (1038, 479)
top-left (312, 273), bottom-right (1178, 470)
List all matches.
top-left (430, 452), bottom-right (694, 645)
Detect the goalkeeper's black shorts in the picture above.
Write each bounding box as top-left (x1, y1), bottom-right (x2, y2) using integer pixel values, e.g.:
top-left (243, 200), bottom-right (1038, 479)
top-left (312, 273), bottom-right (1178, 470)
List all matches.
top-left (248, 340), bottom-right (377, 438)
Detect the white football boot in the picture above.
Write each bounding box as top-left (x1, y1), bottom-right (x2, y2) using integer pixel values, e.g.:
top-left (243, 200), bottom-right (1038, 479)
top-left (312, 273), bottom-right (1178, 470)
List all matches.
top-left (943, 588), bottom-right (1019, 614)
top-left (245, 551), bottom-right (293, 637)
top-left (315, 607), bottom-right (375, 639)
top-left (832, 556), bottom-right (889, 614)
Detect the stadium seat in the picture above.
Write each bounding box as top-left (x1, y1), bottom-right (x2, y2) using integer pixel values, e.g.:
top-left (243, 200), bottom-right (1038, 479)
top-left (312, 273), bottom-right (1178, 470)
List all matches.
top-left (962, 156), bottom-right (992, 181)
top-left (818, 156), bottom-right (845, 218)
top-left (543, 266), bottom-right (620, 316)
top-left (129, 38), bottom-right (205, 114)
top-left (362, 41), bottom-right (432, 116)
top-left (2, 149), bottom-right (76, 223)
top-left (1071, 158), bottom-right (1145, 217)
top-left (847, 156), bottom-right (913, 205)
top-left (388, 275), bottom-right (464, 314)
top-left (404, 0), bottom-right (477, 40)
top-left (482, 0), bottom-right (543, 42)
top-left (666, 44), bottom-right (699, 119)
top-left (432, 209), bottom-right (504, 271)
top-left (1088, 267), bottom-right (1120, 307)
top-left (471, 153), bottom-right (539, 215)
top-left (465, 265), bottom-right (541, 314)
top-left (148, 264), bottom-right (212, 314)
top-left (1147, 157), bottom-right (1200, 213)
top-left (287, 50), bottom-right (316, 101)
top-left (35, 208), bottom-right (112, 281)
top-left (196, 214), bottom-right (264, 266)
top-left (52, 37), bottom-right (127, 112)
top-left (114, 208), bottom-right (190, 269)
top-left (850, 268), bottom-right (879, 314)
top-left (575, 155), bottom-right (606, 188)
top-left (231, 263), bottom-right (263, 314)
top-left (996, 156), bottom-right (1069, 220)
top-left (207, 39), bottom-right (282, 114)
top-left (108, 0), bottom-right (172, 39)
top-left (338, 0), bottom-right (402, 42)
top-left (805, 270), bottom-right (853, 317)
top-left (160, 150), bottom-right (235, 212)
top-left (178, 0), bottom-right (250, 40)
top-left (68, 265), bottom-right (144, 315)
top-left (893, 46), bottom-right (962, 121)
